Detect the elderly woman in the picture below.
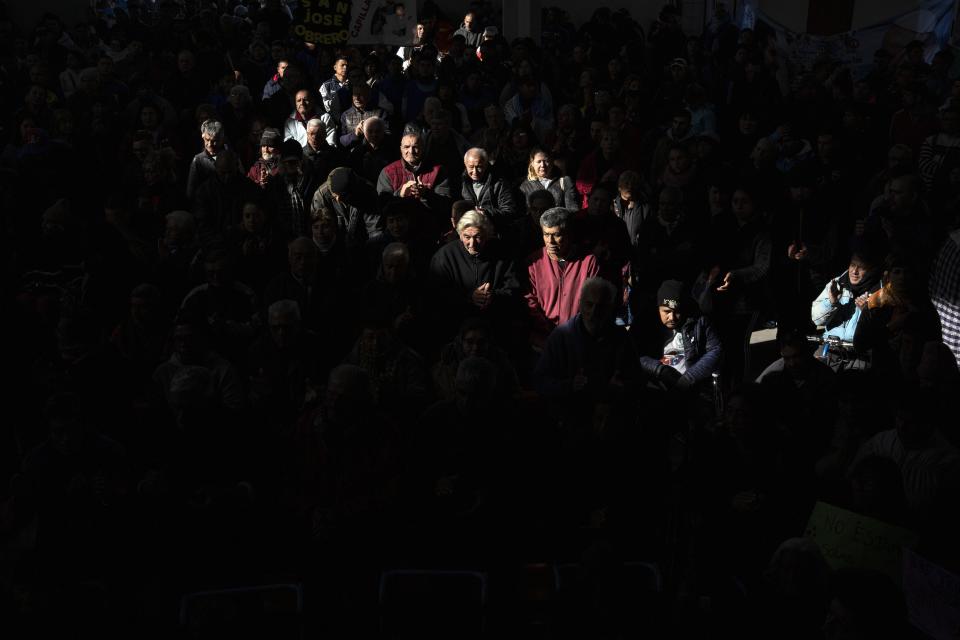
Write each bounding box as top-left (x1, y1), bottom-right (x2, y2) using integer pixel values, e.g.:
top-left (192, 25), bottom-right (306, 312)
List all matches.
top-left (429, 210), bottom-right (520, 334)
top-left (518, 148), bottom-right (579, 210)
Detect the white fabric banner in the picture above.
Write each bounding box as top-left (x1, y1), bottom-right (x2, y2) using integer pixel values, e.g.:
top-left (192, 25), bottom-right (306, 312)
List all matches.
top-left (347, 0), bottom-right (417, 45)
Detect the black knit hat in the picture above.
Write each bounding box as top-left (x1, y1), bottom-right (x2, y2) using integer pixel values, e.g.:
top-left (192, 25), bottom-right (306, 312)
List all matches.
top-left (657, 279), bottom-right (687, 310)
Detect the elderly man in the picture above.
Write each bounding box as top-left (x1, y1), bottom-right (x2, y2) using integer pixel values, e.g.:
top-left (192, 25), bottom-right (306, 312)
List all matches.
top-left (302, 116), bottom-right (342, 183)
top-left (638, 280), bottom-right (722, 391)
top-left (313, 166), bottom-right (381, 245)
top-left (349, 116), bottom-right (395, 184)
top-left (284, 88), bottom-right (335, 148)
top-left (459, 147), bottom-right (518, 225)
top-left (534, 277), bottom-right (642, 412)
top-left (377, 131), bottom-right (452, 224)
top-left (187, 119), bottom-right (226, 201)
top-left (339, 83), bottom-right (389, 149)
top-left (429, 209), bottom-right (519, 329)
top-left (526, 206), bottom-right (600, 345)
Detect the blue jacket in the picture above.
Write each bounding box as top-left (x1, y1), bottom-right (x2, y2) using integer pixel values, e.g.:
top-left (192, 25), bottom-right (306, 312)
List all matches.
top-left (810, 271), bottom-right (872, 343)
top-left (534, 315), bottom-right (642, 403)
top-left (638, 315), bottom-right (722, 387)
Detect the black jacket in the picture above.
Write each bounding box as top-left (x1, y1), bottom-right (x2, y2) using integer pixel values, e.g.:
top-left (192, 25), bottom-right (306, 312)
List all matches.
top-left (459, 172), bottom-right (519, 224)
top-left (428, 239), bottom-right (520, 326)
top-left (518, 175), bottom-right (579, 210)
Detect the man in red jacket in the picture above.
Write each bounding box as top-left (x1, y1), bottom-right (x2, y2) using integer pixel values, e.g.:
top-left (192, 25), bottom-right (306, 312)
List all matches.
top-left (525, 207), bottom-right (600, 348)
top-left (376, 131), bottom-right (452, 230)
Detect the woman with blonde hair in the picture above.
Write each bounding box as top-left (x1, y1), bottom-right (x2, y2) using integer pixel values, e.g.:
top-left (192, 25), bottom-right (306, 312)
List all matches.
top-left (518, 148), bottom-right (578, 209)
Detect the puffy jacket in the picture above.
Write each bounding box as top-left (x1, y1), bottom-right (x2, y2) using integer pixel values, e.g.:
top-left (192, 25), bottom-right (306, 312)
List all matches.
top-left (810, 271), bottom-right (875, 343)
top-left (639, 315), bottom-right (723, 387)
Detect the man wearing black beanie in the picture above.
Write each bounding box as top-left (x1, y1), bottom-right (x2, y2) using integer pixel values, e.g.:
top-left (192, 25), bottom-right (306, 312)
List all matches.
top-left (639, 279), bottom-right (723, 391)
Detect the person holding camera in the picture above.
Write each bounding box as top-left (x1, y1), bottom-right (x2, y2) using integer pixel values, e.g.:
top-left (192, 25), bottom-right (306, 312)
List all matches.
top-left (810, 249), bottom-right (881, 370)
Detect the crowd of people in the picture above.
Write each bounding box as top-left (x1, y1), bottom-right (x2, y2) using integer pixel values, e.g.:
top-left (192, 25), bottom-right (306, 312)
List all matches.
top-left (2, 0), bottom-right (960, 636)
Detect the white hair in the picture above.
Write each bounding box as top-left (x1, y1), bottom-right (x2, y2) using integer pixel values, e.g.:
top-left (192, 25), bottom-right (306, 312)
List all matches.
top-left (268, 299), bottom-right (301, 322)
top-left (581, 277), bottom-right (617, 304)
top-left (455, 210), bottom-right (493, 236)
top-left (464, 147), bottom-right (488, 163)
top-left (306, 118), bottom-right (324, 131)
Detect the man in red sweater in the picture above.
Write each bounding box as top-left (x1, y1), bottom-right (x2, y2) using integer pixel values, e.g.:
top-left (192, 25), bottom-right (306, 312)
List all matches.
top-left (525, 207), bottom-right (600, 349)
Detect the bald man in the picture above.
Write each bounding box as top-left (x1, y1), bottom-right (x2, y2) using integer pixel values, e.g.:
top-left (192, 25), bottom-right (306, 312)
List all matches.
top-left (459, 147), bottom-right (518, 224)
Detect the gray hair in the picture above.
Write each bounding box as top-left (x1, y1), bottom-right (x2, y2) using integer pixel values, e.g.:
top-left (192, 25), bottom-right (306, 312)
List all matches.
top-left (306, 117), bottom-right (324, 131)
top-left (455, 210), bottom-right (493, 236)
top-left (456, 356), bottom-right (498, 393)
top-left (400, 129), bottom-right (422, 143)
top-left (199, 119), bottom-right (224, 139)
top-left (268, 299), bottom-right (301, 322)
top-left (382, 242), bottom-right (410, 262)
top-left (464, 147), bottom-right (488, 163)
top-left (539, 207), bottom-right (571, 230)
top-left (581, 277), bottom-right (617, 304)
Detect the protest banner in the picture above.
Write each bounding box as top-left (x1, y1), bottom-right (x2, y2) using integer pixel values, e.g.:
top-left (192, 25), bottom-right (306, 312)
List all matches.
top-left (803, 501), bottom-right (917, 582)
top-left (294, 0), bottom-right (352, 46)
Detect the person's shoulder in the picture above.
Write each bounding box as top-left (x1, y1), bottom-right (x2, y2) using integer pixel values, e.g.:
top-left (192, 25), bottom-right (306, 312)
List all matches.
top-left (526, 246), bottom-right (547, 267)
top-left (431, 240), bottom-right (458, 265)
top-left (553, 316), bottom-right (580, 337)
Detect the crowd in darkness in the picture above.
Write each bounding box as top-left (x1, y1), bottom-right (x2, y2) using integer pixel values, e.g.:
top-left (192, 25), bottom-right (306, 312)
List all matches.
top-left (3, 0), bottom-right (960, 636)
